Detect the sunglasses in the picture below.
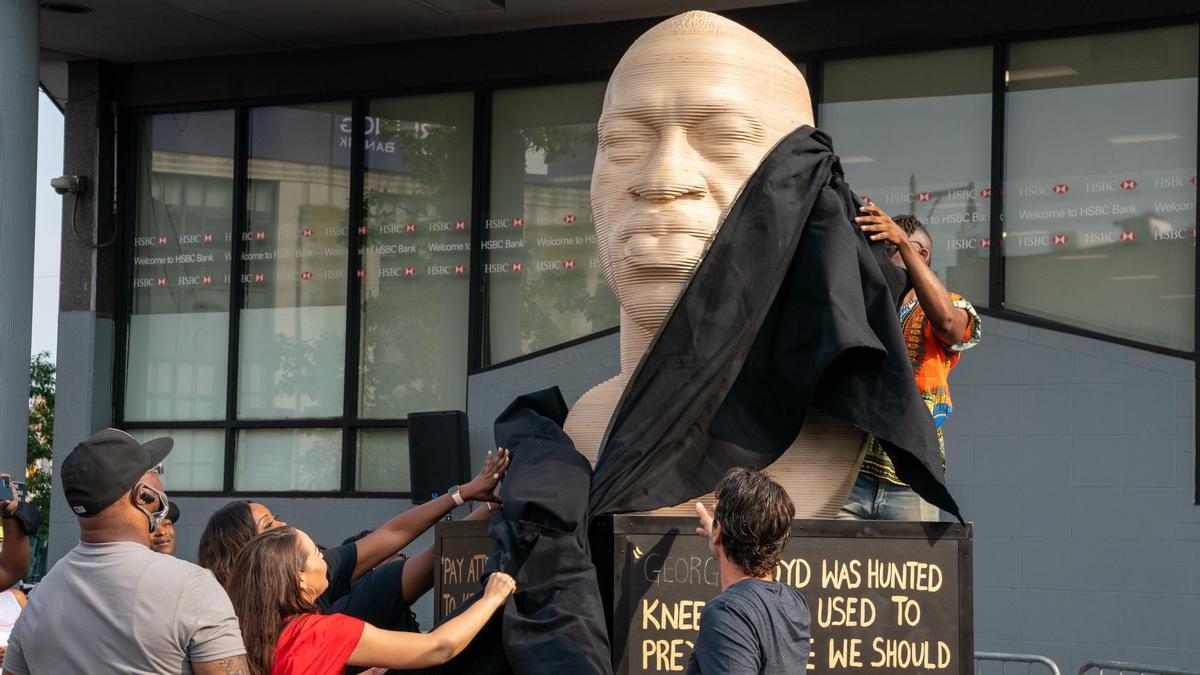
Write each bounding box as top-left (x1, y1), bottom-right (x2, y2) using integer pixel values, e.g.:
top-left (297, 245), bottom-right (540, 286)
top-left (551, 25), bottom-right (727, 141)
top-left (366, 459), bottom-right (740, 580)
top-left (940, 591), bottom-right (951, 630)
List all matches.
top-left (133, 481), bottom-right (170, 533)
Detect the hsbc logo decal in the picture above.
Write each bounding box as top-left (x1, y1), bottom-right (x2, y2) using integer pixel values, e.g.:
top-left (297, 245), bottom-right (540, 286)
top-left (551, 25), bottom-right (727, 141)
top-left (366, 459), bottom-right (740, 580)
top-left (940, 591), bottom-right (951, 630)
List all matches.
top-left (563, 214), bottom-right (577, 224)
top-left (946, 237), bottom-right (994, 250)
top-left (916, 192), bottom-right (932, 203)
top-left (1052, 234), bottom-right (1068, 246)
top-left (1052, 184), bottom-right (1070, 195)
top-left (1120, 179), bottom-right (1137, 191)
top-left (979, 188), bottom-right (991, 199)
top-left (1121, 231), bottom-right (1135, 242)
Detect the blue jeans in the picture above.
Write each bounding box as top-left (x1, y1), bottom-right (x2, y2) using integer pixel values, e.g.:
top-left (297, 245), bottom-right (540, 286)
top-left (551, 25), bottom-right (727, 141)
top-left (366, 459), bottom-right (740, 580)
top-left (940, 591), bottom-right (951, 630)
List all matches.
top-left (837, 473), bottom-right (940, 521)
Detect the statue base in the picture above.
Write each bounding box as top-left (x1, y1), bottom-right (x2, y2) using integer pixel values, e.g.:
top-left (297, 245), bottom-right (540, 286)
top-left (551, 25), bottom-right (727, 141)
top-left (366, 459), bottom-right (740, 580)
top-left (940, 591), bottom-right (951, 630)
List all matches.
top-left (435, 516), bottom-right (973, 674)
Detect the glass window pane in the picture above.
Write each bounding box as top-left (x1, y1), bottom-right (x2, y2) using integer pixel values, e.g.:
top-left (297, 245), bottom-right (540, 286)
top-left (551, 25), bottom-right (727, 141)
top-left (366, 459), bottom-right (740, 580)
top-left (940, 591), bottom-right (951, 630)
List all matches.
top-left (130, 428), bottom-right (224, 492)
top-left (356, 429), bottom-right (410, 492)
top-left (484, 82), bottom-right (619, 366)
top-left (234, 429), bottom-right (341, 491)
top-left (1004, 26), bottom-right (1198, 351)
top-left (821, 48), bottom-right (993, 304)
top-left (238, 103), bottom-right (351, 419)
top-left (126, 111), bottom-right (234, 421)
top-left (359, 94), bottom-right (473, 418)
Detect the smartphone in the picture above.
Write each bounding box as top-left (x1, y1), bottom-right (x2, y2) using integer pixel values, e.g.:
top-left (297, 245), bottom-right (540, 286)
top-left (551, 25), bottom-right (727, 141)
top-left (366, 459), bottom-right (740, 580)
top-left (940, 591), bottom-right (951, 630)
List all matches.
top-left (0, 477), bottom-right (9, 491)
top-left (12, 481), bottom-right (25, 499)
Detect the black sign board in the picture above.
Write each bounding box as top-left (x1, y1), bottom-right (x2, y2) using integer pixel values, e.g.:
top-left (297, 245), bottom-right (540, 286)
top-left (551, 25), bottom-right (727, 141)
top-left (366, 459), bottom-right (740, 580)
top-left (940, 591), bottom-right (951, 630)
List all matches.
top-left (434, 516), bottom-right (973, 675)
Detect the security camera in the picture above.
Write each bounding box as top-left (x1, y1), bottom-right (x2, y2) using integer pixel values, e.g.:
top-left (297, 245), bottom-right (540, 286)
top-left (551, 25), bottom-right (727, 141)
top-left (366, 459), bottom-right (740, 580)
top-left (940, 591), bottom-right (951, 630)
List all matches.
top-left (51, 175), bottom-right (86, 195)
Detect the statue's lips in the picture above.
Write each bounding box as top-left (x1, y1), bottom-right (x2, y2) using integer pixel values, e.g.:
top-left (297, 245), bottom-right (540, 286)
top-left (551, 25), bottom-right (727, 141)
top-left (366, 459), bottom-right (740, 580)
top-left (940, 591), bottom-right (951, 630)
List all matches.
top-left (620, 234), bottom-right (706, 269)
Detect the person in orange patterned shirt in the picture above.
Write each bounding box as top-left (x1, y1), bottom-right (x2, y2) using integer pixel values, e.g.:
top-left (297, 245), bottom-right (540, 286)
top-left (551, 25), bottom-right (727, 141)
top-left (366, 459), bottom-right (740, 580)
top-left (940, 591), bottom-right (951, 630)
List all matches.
top-left (839, 203), bottom-right (981, 521)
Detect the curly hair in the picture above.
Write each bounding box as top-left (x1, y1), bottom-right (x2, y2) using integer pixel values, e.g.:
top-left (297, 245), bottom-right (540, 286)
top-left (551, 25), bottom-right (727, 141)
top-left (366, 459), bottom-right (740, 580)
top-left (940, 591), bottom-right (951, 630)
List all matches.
top-left (713, 468), bottom-right (795, 578)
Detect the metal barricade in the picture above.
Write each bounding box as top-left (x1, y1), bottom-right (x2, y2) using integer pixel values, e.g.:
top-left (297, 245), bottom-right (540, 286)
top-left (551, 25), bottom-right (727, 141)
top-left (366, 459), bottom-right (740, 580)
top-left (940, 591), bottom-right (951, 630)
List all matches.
top-left (1079, 661), bottom-right (1199, 675)
top-left (976, 651), bottom-right (1063, 675)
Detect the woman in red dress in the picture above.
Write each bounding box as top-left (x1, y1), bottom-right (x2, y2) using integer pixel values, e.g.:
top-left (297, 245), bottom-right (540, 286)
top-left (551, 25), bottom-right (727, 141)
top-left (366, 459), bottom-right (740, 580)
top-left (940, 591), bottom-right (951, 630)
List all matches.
top-left (229, 525), bottom-right (515, 675)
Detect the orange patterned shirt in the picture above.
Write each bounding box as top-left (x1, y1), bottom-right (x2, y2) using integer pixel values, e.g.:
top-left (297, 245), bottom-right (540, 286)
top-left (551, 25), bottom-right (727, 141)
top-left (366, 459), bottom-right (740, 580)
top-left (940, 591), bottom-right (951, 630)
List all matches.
top-left (860, 293), bottom-right (981, 485)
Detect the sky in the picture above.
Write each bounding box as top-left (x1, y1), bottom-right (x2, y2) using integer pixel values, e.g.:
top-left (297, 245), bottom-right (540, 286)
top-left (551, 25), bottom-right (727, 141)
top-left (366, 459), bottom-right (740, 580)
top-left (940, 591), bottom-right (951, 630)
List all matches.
top-left (32, 91), bottom-right (64, 360)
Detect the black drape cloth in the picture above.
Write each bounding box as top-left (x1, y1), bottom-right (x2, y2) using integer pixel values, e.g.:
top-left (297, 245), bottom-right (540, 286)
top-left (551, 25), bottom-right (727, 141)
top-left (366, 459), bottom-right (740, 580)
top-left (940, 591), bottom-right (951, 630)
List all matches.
top-left (406, 389), bottom-right (612, 675)
top-left (589, 124), bottom-right (960, 521)
top-left (487, 389), bottom-right (612, 675)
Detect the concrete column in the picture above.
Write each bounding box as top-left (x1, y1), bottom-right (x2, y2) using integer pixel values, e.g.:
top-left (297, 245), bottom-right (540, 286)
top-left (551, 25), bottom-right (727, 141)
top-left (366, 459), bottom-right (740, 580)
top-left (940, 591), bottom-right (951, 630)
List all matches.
top-left (48, 60), bottom-right (118, 562)
top-left (0, 0), bottom-right (40, 477)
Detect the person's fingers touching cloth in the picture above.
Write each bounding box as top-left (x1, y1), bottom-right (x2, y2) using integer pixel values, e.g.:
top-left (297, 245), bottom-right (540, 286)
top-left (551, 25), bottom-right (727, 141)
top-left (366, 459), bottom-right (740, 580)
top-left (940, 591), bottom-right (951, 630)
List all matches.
top-left (460, 447), bottom-right (510, 504)
top-left (855, 202), bottom-right (909, 249)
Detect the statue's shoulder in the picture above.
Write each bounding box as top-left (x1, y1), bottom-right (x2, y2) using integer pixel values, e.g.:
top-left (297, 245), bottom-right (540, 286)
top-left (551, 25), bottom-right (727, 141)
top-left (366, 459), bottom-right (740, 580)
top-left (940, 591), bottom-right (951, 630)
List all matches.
top-left (565, 374), bottom-right (626, 466)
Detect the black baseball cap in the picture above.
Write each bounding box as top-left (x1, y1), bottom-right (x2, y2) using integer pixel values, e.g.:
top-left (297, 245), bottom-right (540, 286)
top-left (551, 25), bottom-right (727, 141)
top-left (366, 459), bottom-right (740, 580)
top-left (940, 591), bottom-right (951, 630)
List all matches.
top-left (62, 429), bottom-right (173, 517)
top-left (165, 502), bottom-right (181, 524)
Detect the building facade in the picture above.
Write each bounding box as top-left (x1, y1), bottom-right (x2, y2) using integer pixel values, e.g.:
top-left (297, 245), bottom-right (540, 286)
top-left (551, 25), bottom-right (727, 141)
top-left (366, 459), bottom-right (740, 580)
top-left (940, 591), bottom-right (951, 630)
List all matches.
top-left (41, 0), bottom-right (1199, 670)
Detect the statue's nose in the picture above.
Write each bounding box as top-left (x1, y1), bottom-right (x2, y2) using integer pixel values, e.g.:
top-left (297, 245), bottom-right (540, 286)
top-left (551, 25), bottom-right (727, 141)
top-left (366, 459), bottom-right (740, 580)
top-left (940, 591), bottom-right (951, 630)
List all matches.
top-left (627, 128), bottom-right (707, 202)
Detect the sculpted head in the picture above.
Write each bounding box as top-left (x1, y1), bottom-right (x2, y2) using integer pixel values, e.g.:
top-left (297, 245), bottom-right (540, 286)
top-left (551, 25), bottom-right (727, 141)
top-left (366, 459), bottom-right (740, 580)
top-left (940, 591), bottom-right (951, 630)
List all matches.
top-left (592, 11), bottom-right (813, 334)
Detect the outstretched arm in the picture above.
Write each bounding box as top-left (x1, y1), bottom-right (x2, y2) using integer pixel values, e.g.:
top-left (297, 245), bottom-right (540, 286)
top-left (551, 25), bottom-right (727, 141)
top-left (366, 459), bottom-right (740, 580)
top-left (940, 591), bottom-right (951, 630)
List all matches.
top-left (857, 204), bottom-right (970, 345)
top-left (401, 504), bottom-right (492, 604)
top-left (348, 572), bottom-right (516, 669)
top-left (0, 476), bottom-right (30, 591)
top-left (352, 450), bottom-right (509, 580)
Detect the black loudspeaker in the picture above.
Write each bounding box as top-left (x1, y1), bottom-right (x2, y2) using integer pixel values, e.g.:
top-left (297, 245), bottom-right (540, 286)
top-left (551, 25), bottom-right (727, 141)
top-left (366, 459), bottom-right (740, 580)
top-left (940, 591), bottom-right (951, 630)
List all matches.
top-left (408, 410), bottom-right (471, 503)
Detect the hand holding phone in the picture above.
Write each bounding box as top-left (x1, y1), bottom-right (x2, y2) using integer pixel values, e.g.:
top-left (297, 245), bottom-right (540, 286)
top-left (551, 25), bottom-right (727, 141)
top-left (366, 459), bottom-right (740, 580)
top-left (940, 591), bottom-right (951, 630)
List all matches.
top-left (0, 474), bottom-right (17, 516)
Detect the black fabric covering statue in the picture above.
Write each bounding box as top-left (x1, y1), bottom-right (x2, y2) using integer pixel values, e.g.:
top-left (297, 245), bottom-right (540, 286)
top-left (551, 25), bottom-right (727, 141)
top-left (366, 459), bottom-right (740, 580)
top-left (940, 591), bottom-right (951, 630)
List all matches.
top-left (409, 125), bottom-right (961, 675)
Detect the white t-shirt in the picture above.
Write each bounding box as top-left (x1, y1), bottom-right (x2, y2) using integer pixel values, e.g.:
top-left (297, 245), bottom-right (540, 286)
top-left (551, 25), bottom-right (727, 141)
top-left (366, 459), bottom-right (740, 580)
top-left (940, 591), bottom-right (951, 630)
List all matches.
top-left (0, 589), bottom-right (21, 646)
top-left (2, 541), bottom-right (245, 674)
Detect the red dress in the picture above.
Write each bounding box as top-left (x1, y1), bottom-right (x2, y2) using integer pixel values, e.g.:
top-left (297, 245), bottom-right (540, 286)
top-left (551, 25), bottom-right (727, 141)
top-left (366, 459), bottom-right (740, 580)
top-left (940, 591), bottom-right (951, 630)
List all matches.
top-left (271, 613), bottom-right (365, 675)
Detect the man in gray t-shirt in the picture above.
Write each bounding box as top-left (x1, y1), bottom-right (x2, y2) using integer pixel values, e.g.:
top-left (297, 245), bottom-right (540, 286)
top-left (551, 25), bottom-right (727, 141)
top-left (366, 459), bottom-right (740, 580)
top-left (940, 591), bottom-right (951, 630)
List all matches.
top-left (2, 429), bottom-right (247, 675)
top-left (689, 469), bottom-right (811, 675)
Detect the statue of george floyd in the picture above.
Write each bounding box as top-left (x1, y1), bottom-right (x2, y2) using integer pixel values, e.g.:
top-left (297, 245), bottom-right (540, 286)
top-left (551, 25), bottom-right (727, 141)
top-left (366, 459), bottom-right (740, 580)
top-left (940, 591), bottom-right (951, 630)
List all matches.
top-left (565, 10), bottom-right (866, 518)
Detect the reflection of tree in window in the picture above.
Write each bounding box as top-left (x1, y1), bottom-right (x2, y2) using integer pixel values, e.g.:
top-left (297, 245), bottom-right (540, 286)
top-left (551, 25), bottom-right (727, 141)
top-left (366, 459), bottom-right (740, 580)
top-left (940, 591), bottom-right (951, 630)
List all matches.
top-left (359, 115), bottom-right (471, 418)
top-left (514, 124), bottom-right (617, 357)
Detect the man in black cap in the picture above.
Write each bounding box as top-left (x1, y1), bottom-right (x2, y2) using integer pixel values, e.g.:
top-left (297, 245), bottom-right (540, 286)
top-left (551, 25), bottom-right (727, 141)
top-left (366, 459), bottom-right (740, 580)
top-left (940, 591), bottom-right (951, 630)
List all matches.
top-left (151, 501), bottom-right (181, 556)
top-left (1, 429), bottom-right (247, 675)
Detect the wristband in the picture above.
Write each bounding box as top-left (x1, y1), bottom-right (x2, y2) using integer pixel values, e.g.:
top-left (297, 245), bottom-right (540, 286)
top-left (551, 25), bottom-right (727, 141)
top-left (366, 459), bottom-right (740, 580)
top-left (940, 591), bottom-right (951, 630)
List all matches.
top-left (449, 485), bottom-right (465, 507)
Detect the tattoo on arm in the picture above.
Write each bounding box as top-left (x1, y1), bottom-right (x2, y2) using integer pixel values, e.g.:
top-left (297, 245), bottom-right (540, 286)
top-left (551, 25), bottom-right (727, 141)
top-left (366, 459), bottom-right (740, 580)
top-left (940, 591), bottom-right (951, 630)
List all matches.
top-left (193, 654), bottom-right (250, 675)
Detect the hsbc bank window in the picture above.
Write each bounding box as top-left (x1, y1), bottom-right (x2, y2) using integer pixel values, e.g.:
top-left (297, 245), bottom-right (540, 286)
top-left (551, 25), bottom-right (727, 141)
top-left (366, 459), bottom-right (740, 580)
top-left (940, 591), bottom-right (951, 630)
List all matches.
top-left (483, 82), bottom-right (619, 366)
top-left (125, 111), bottom-right (235, 421)
top-left (238, 102), bottom-right (352, 419)
top-left (130, 428), bottom-right (224, 491)
top-left (359, 93), bottom-right (473, 421)
top-left (820, 48), bottom-right (993, 305)
top-left (1004, 26), bottom-right (1199, 351)
top-left (234, 428), bottom-right (341, 491)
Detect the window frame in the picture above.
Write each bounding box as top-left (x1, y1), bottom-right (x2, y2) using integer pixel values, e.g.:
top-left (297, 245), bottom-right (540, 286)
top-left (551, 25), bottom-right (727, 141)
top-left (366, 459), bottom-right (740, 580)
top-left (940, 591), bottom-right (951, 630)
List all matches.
top-left (112, 20), bottom-right (1200, 500)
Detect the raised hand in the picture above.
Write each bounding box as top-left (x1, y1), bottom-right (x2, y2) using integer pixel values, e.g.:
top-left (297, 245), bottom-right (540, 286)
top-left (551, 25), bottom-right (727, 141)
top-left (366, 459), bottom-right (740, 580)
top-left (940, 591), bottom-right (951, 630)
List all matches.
top-left (461, 448), bottom-right (511, 503)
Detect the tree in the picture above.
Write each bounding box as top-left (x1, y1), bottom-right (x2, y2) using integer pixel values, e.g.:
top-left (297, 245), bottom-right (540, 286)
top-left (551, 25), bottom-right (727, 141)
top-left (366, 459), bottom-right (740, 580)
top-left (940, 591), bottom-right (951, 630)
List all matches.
top-left (27, 352), bottom-right (54, 542)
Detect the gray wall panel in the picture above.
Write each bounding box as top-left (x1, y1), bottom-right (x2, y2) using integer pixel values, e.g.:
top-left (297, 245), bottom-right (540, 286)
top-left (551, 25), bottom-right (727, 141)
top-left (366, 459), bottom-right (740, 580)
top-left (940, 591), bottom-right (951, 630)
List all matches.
top-left (945, 316), bottom-right (1199, 670)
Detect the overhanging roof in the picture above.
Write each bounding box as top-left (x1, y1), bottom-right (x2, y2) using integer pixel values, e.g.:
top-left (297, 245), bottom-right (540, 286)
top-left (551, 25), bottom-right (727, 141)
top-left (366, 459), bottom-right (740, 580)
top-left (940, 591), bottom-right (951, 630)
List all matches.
top-left (39, 0), bottom-right (791, 105)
